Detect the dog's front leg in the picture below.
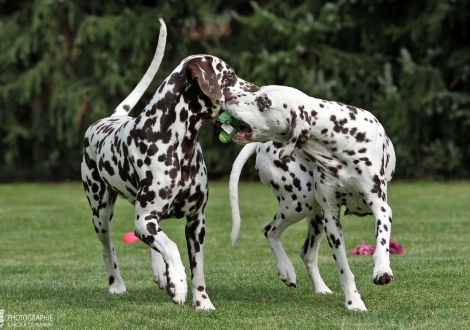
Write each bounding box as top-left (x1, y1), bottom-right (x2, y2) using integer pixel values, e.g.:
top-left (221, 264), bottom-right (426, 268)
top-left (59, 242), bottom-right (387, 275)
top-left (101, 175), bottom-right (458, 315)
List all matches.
top-left (134, 201), bottom-right (187, 306)
top-left (299, 202), bottom-right (332, 294)
top-left (320, 205), bottom-right (367, 311)
top-left (185, 212), bottom-right (215, 310)
top-left (81, 159), bottom-right (126, 295)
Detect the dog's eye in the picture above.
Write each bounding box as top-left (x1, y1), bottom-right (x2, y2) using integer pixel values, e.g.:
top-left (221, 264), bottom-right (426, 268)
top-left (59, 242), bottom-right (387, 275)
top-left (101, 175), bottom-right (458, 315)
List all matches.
top-left (227, 74), bottom-right (235, 79)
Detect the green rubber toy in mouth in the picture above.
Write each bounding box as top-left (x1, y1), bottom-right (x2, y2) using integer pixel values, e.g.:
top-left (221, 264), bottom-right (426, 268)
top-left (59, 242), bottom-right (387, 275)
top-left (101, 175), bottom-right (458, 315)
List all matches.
top-left (218, 110), bottom-right (247, 143)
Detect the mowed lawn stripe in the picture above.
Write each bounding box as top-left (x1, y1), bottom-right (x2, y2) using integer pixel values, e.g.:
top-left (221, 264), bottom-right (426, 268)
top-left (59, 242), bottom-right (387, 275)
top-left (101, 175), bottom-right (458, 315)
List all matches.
top-left (0, 181), bottom-right (469, 329)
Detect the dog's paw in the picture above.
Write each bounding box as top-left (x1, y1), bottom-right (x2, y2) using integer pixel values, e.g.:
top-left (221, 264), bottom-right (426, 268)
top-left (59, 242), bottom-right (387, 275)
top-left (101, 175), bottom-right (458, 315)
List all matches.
top-left (372, 267), bottom-right (394, 285)
top-left (168, 283), bottom-right (188, 306)
top-left (345, 296), bottom-right (367, 311)
top-left (166, 263), bottom-right (188, 305)
top-left (343, 288), bottom-right (367, 311)
top-left (191, 285), bottom-right (215, 310)
top-left (167, 279), bottom-right (188, 305)
top-left (152, 262), bottom-right (168, 290)
top-left (344, 291), bottom-right (367, 312)
top-left (315, 285), bottom-right (333, 294)
top-left (154, 278), bottom-right (167, 290)
top-left (281, 277), bottom-right (297, 288)
top-left (277, 263), bottom-right (297, 288)
top-left (108, 278), bottom-right (126, 294)
top-left (193, 298), bottom-right (216, 311)
top-left (150, 249), bottom-right (167, 290)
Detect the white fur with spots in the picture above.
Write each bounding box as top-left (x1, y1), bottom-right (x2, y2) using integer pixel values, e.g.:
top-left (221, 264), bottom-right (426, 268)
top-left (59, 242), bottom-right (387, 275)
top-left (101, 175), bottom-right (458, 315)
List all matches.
top-left (81, 20), bottom-right (259, 310)
top-left (225, 85), bottom-right (396, 311)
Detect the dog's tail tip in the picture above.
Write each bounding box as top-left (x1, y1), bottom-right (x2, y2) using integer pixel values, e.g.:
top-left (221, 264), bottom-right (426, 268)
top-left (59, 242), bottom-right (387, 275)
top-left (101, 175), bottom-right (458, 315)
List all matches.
top-left (230, 232), bottom-right (238, 247)
top-left (158, 18), bottom-right (167, 34)
top-left (112, 17), bottom-right (167, 117)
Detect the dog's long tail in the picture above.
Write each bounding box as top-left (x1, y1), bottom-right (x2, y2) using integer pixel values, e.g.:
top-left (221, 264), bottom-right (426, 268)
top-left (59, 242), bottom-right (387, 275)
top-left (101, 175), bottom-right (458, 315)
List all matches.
top-left (112, 18), bottom-right (167, 116)
top-left (229, 142), bottom-right (259, 246)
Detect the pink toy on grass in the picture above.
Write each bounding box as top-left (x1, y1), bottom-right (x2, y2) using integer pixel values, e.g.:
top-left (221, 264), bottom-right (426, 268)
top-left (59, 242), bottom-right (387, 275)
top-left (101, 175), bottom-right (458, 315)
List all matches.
top-left (123, 232), bottom-right (139, 243)
top-left (350, 238), bottom-right (404, 255)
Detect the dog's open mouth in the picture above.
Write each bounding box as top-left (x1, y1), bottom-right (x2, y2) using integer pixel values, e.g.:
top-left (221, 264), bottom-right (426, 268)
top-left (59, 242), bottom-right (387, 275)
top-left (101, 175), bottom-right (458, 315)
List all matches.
top-left (233, 126), bottom-right (253, 142)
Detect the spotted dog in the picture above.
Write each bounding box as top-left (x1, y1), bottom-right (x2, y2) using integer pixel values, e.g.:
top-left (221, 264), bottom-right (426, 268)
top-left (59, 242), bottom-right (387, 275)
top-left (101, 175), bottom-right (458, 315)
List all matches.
top-left (81, 19), bottom-right (259, 310)
top-left (225, 86), bottom-right (396, 311)
top-left (230, 142), bottom-right (332, 294)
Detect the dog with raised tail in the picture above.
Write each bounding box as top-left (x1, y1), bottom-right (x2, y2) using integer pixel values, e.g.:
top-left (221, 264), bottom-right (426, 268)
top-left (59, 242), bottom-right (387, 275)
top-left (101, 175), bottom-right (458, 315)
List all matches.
top-left (81, 19), bottom-right (259, 310)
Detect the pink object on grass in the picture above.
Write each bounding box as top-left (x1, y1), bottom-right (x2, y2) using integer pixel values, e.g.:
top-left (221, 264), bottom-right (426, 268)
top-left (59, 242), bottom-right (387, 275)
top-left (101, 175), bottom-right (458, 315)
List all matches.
top-left (350, 238), bottom-right (404, 255)
top-left (350, 240), bottom-right (376, 255)
top-left (123, 232), bottom-right (139, 243)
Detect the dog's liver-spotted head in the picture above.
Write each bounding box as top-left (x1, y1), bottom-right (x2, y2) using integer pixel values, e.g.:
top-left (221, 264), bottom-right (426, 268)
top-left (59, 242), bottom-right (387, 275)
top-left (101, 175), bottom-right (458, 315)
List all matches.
top-left (158, 55), bottom-right (260, 121)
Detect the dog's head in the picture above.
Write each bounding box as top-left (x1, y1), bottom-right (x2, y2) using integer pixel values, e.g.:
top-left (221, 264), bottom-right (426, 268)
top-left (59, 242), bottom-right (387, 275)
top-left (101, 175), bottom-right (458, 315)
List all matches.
top-left (159, 55), bottom-right (259, 120)
top-left (224, 85), bottom-right (311, 159)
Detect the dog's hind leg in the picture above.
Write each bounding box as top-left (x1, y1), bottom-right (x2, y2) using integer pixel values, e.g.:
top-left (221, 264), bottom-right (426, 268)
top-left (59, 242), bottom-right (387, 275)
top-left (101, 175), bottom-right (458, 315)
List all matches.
top-left (262, 207), bottom-right (307, 288)
top-left (185, 212), bottom-right (215, 310)
top-left (299, 201), bottom-right (332, 294)
top-left (94, 190), bottom-right (126, 294)
top-left (369, 198), bottom-right (394, 285)
top-left (82, 166), bottom-right (126, 294)
top-left (149, 248), bottom-right (167, 290)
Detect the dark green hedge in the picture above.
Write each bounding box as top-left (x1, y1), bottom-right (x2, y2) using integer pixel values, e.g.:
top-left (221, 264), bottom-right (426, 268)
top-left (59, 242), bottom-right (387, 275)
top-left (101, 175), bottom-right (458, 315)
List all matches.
top-left (1, 0), bottom-right (469, 182)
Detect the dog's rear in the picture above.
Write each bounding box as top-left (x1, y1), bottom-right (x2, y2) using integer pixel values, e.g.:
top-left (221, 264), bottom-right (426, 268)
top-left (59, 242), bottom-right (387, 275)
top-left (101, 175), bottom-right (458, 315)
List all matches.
top-left (229, 141), bottom-right (332, 292)
top-left (81, 19), bottom-right (168, 298)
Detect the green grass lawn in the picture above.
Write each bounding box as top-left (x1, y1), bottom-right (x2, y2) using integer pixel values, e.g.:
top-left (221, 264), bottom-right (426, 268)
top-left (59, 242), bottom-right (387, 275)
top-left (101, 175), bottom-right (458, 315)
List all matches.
top-left (0, 181), bottom-right (469, 329)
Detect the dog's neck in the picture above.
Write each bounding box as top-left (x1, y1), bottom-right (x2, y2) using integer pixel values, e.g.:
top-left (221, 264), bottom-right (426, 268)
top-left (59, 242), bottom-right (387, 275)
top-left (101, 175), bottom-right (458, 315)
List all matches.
top-left (133, 72), bottom-right (217, 150)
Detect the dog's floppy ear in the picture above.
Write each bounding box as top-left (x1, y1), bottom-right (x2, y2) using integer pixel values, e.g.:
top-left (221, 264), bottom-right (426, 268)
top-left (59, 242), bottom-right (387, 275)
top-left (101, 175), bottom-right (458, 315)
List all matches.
top-left (279, 109), bottom-right (311, 159)
top-left (186, 58), bottom-right (222, 100)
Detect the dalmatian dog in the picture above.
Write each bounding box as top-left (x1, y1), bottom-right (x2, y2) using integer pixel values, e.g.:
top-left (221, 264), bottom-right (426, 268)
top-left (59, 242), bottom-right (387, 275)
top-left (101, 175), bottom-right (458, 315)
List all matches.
top-left (230, 142), bottom-right (333, 294)
top-left (224, 85), bottom-right (396, 311)
top-left (81, 19), bottom-right (259, 310)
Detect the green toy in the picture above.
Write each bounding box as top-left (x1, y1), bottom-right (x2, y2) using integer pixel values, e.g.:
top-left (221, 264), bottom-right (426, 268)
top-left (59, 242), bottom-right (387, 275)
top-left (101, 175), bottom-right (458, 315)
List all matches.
top-left (218, 110), bottom-right (246, 143)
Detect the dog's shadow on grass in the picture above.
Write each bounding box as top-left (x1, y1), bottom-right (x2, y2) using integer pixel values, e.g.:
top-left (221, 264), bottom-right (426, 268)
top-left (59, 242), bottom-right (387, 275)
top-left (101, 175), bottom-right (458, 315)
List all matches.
top-left (4, 282), bottom-right (184, 310)
top-left (2, 261), bottom-right (345, 311)
top-left (4, 274), bottom-right (342, 311)
top-left (210, 281), bottom-right (342, 308)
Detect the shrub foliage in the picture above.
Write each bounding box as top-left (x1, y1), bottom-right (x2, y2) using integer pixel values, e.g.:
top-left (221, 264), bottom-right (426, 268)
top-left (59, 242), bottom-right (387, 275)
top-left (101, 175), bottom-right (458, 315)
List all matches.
top-left (0, 0), bottom-right (469, 181)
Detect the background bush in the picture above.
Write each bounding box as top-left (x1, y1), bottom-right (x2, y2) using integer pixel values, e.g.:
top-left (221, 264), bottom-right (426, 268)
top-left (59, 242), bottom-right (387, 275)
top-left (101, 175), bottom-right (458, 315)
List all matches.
top-left (0, 0), bottom-right (469, 182)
